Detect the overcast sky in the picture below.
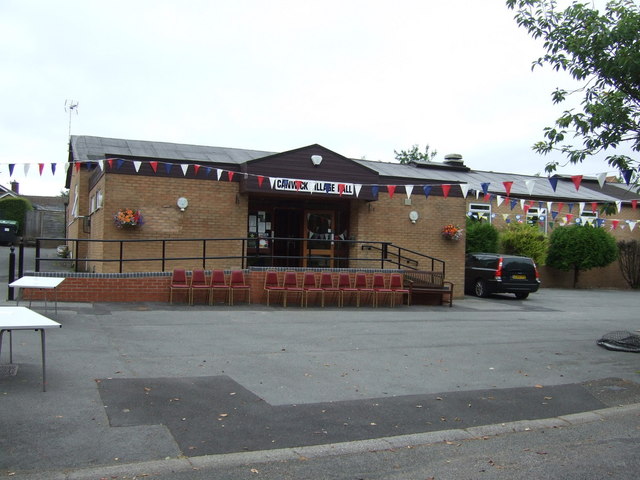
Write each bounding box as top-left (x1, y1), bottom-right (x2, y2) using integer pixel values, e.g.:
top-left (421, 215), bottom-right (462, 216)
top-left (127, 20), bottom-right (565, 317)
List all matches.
top-left (0, 0), bottom-right (631, 196)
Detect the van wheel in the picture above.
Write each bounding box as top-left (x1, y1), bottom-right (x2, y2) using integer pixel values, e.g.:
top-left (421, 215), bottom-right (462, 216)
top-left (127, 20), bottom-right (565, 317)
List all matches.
top-left (474, 279), bottom-right (489, 297)
top-left (515, 292), bottom-right (529, 299)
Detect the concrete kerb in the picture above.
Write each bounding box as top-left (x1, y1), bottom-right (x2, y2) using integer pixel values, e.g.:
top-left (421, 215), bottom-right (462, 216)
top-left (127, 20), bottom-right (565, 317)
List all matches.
top-left (14, 403), bottom-right (640, 480)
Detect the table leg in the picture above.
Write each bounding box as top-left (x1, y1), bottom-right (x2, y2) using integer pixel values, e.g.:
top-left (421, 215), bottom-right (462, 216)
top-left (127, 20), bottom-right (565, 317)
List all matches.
top-left (40, 329), bottom-right (47, 392)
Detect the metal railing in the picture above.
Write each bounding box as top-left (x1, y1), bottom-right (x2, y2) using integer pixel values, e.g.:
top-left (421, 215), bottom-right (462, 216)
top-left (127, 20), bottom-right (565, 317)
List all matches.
top-left (31, 236), bottom-right (446, 275)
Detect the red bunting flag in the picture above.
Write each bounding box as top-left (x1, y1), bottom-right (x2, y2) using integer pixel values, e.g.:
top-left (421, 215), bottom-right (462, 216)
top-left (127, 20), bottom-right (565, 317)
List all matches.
top-left (193, 164), bottom-right (201, 175)
top-left (295, 180), bottom-right (302, 191)
top-left (150, 161), bottom-right (158, 173)
top-left (75, 162), bottom-right (81, 172)
top-left (227, 171), bottom-right (234, 181)
top-left (566, 213), bottom-right (574, 223)
top-left (503, 181), bottom-right (513, 196)
top-left (441, 184), bottom-right (451, 198)
top-left (484, 193), bottom-right (492, 201)
top-left (571, 175), bottom-right (583, 190)
top-left (257, 175), bottom-right (264, 187)
top-left (557, 202), bottom-right (564, 212)
top-left (523, 204), bottom-right (530, 214)
top-left (387, 185), bottom-right (396, 198)
top-left (38, 163), bottom-right (45, 175)
top-left (107, 159), bottom-right (114, 169)
top-left (612, 219), bottom-right (620, 230)
top-left (632, 200), bottom-right (638, 210)
top-left (338, 184), bottom-right (346, 196)
top-left (591, 202), bottom-right (598, 213)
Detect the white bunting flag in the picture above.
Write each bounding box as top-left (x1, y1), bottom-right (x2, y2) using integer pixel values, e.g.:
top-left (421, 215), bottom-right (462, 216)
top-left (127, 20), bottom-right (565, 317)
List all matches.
top-left (616, 200), bottom-right (622, 213)
top-left (132, 161), bottom-right (141, 172)
top-left (355, 184), bottom-right (362, 198)
top-left (269, 177), bottom-right (277, 189)
top-left (405, 185), bottom-right (413, 199)
top-left (98, 160), bottom-right (105, 171)
top-left (547, 201), bottom-right (553, 212)
top-left (597, 172), bottom-right (607, 188)
top-left (180, 164), bottom-right (189, 176)
top-left (496, 195), bottom-right (504, 207)
top-left (628, 220), bottom-right (637, 231)
top-left (579, 202), bottom-right (585, 215)
top-left (459, 184), bottom-right (469, 198)
top-left (525, 180), bottom-right (536, 195)
top-left (23, 164), bottom-right (30, 176)
top-left (520, 199), bottom-right (526, 211)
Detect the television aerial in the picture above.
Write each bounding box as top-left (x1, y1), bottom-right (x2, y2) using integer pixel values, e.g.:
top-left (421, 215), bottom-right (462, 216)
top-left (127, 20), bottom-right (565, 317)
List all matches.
top-left (65, 100), bottom-right (79, 137)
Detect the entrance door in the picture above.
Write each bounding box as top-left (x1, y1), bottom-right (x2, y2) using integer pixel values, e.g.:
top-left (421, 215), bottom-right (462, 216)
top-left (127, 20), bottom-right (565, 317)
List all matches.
top-left (273, 208), bottom-right (302, 267)
top-left (304, 211), bottom-right (335, 268)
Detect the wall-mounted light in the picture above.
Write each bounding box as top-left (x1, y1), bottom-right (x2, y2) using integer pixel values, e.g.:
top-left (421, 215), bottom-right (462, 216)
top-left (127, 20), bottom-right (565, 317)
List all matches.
top-left (311, 155), bottom-right (323, 167)
top-left (409, 211), bottom-right (419, 224)
top-left (177, 197), bottom-right (189, 212)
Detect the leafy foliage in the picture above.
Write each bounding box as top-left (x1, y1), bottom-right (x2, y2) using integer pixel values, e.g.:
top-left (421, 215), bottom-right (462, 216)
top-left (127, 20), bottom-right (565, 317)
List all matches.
top-left (394, 144), bottom-right (437, 164)
top-left (499, 223), bottom-right (548, 265)
top-left (506, 0), bottom-right (640, 173)
top-left (0, 197), bottom-right (33, 234)
top-left (617, 239), bottom-right (640, 288)
top-left (546, 224), bottom-right (618, 286)
top-left (465, 217), bottom-right (500, 253)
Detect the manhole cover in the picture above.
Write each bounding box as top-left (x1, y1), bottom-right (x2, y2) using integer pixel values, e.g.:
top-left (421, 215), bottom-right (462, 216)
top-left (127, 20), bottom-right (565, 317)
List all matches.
top-left (0, 364), bottom-right (19, 377)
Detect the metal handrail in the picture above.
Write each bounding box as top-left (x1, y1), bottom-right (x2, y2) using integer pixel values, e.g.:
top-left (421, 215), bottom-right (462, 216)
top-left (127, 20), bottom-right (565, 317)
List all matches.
top-left (32, 236), bottom-right (446, 274)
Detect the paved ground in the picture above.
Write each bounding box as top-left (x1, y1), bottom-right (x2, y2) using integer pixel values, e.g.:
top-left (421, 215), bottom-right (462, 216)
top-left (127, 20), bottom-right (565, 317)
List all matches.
top-left (1, 288), bottom-right (639, 479)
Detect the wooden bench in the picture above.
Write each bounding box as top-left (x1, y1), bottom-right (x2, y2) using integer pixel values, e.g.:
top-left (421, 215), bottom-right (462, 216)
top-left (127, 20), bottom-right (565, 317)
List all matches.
top-left (404, 271), bottom-right (454, 307)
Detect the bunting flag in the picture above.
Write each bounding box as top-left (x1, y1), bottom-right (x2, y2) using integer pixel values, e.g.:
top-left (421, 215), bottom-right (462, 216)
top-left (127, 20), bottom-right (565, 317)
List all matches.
top-left (193, 164), bottom-right (201, 176)
top-left (548, 177), bottom-right (558, 192)
top-left (616, 200), bottom-right (622, 213)
top-left (38, 163), bottom-right (45, 175)
top-left (632, 200), bottom-right (638, 210)
top-left (294, 180), bottom-right (302, 191)
top-left (387, 185), bottom-right (396, 198)
top-left (571, 175), bottom-right (583, 190)
top-left (579, 202), bottom-right (585, 215)
top-left (459, 183), bottom-right (469, 198)
top-left (150, 161), bottom-right (158, 173)
top-left (566, 213), bottom-right (574, 223)
top-left (257, 175), bottom-right (264, 187)
top-left (205, 167), bottom-right (213, 176)
top-left (405, 185), bottom-right (413, 199)
top-left (217, 168), bottom-right (223, 180)
top-left (551, 210), bottom-right (559, 220)
top-left (547, 201), bottom-right (553, 212)
top-left (355, 184), bottom-right (362, 197)
top-left (98, 160), bottom-right (105, 171)
top-left (484, 193), bottom-right (492, 202)
top-left (227, 171), bottom-right (234, 181)
top-left (629, 221), bottom-right (637, 231)
top-left (338, 184), bottom-right (346, 196)
top-left (269, 177), bottom-right (277, 189)
top-left (23, 164), bottom-right (30, 176)
top-left (441, 184), bottom-right (451, 198)
top-left (523, 203), bottom-right (531, 214)
top-left (557, 202), bottom-right (564, 213)
top-left (481, 182), bottom-right (490, 195)
top-left (164, 162), bottom-right (173, 174)
top-left (133, 161), bottom-right (142, 172)
top-left (180, 164), bottom-right (188, 176)
top-left (568, 203), bottom-right (574, 213)
top-left (591, 202), bottom-right (598, 213)
top-left (520, 199), bottom-right (526, 211)
top-left (422, 185), bottom-right (431, 199)
top-left (596, 218), bottom-right (605, 228)
top-left (597, 172), bottom-right (607, 188)
top-left (75, 162), bottom-right (81, 172)
top-left (612, 219), bottom-right (620, 230)
top-left (8, 164), bottom-right (15, 176)
top-left (371, 185), bottom-right (379, 198)
top-left (116, 159), bottom-right (124, 170)
top-left (525, 180), bottom-right (536, 195)
top-left (621, 169), bottom-right (633, 185)
top-left (51, 163), bottom-right (57, 176)
top-left (510, 198), bottom-right (518, 210)
top-left (502, 213), bottom-right (510, 221)
top-left (503, 181), bottom-right (513, 196)
top-left (496, 195), bottom-right (504, 207)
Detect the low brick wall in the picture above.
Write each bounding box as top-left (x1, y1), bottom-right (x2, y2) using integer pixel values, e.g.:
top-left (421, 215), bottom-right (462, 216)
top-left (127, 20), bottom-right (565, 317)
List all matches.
top-left (17, 269), bottom-right (445, 305)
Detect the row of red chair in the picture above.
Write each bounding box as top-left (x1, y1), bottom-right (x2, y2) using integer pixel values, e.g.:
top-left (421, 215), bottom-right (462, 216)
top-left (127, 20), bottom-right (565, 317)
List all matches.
top-left (169, 269), bottom-right (251, 305)
top-left (265, 271), bottom-right (410, 307)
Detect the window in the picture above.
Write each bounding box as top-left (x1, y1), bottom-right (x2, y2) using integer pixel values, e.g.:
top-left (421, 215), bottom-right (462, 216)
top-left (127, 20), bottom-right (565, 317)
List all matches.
top-left (526, 207), bottom-right (547, 232)
top-left (71, 185), bottom-right (79, 218)
top-left (468, 203), bottom-right (492, 223)
top-left (579, 210), bottom-right (598, 226)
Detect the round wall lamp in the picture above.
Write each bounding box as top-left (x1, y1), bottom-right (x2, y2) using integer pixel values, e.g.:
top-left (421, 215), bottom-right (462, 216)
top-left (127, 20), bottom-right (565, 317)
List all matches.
top-left (311, 155), bottom-right (323, 167)
top-left (409, 211), bottom-right (419, 224)
top-left (177, 197), bottom-right (189, 212)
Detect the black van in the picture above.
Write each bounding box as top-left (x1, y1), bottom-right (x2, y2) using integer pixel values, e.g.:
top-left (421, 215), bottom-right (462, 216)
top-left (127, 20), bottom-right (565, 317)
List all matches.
top-left (465, 253), bottom-right (540, 299)
top-left (0, 219), bottom-right (18, 245)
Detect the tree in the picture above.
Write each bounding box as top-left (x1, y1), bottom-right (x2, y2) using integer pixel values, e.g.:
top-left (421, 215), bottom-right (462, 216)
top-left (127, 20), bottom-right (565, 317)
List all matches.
top-left (546, 224), bottom-right (618, 287)
top-left (506, 0), bottom-right (640, 173)
top-left (0, 197), bottom-right (33, 235)
top-left (617, 239), bottom-right (640, 288)
top-left (500, 223), bottom-right (548, 266)
top-left (465, 217), bottom-right (500, 253)
top-left (394, 144), bottom-right (437, 164)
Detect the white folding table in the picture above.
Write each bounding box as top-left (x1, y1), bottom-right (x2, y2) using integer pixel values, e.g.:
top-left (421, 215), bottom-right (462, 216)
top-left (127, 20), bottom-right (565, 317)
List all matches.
top-left (9, 276), bottom-right (65, 314)
top-left (0, 307), bottom-right (61, 391)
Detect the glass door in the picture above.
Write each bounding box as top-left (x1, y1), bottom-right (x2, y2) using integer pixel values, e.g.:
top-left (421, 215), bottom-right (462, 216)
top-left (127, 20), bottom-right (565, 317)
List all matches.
top-left (304, 211), bottom-right (335, 268)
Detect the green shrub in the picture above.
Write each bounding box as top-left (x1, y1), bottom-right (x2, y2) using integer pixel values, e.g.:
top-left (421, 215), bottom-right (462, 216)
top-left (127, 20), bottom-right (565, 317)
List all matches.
top-left (465, 217), bottom-right (499, 253)
top-left (0, 197), bottom-right (33, 235)
top-left (546, 225), bottom-right (618, 287)
top-left (499, 223), bottom-right (548, 266)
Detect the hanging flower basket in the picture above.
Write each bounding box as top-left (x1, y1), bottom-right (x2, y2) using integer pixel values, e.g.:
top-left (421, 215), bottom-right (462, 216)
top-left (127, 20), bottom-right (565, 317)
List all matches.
top-left (441, 224), bottom-right (462, 241)
top-left (114, 209), bottom-right (144, 228)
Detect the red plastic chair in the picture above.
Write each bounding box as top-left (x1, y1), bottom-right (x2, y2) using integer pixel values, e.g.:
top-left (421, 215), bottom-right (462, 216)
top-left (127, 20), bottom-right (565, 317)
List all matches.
top-left (302, 272), bottom-right (323, 307)
top-left (169, 268), bottom-right (190, 304)
top-left (389, 273), bottom-right (410, 306)
top-left (282, 271), bottom-right (304, 307)
top-left (190, 269), bottom-right (209, 305)
top-left (264, 271), bottom-right (285, 306)
top-left (338, 273), bottom-right (357, 307)
top-left (229, 270), bottom-right (251, 305)
top-left (209, 269), bottom-right (230, 305)
top-left (319, 272), bottom-right (340, 307)
top-left (372, 273), bottom-right (393, 307)
top-left (354, 273), bottom-right (374, 307)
